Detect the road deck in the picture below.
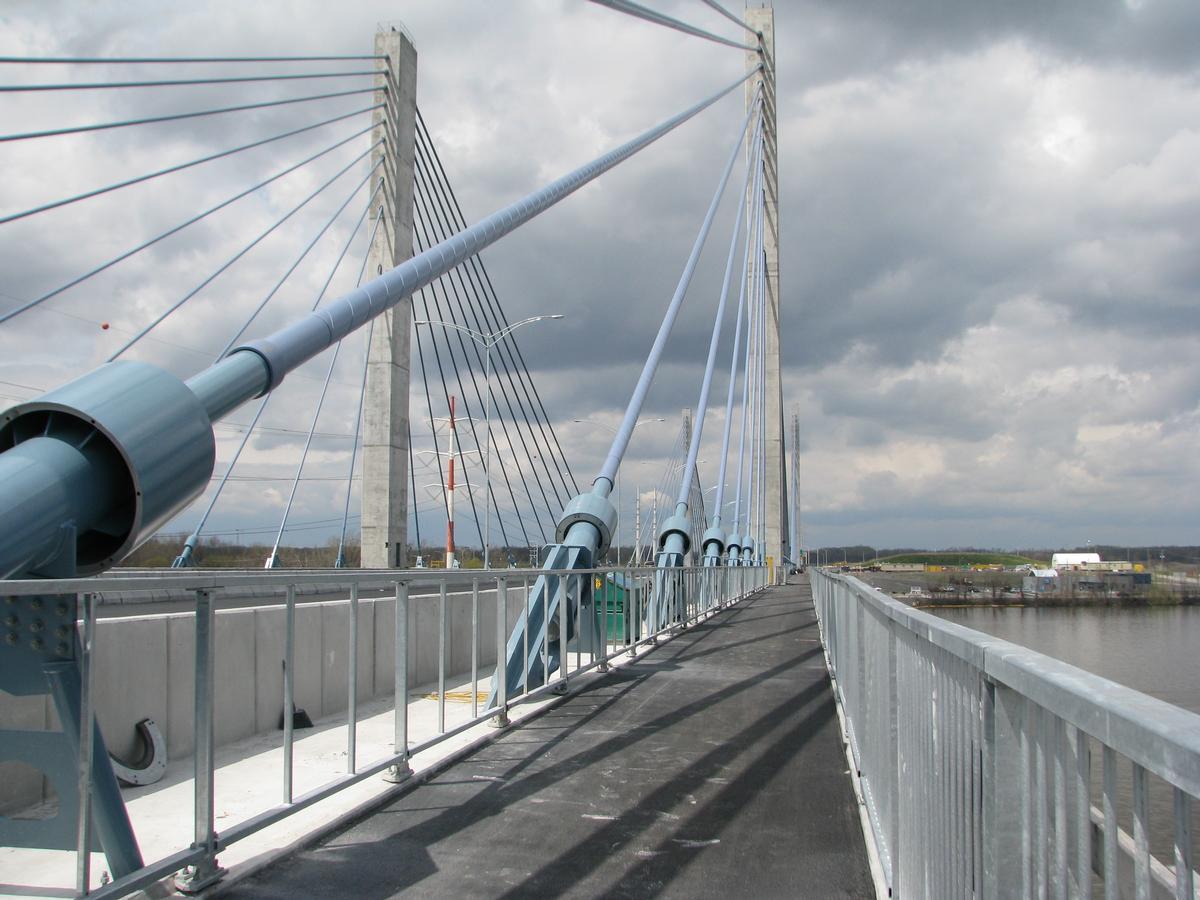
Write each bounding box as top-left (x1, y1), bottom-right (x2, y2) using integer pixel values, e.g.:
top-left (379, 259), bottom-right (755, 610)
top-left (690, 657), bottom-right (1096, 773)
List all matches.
top-left (224, 578), bottom-right (875, 899)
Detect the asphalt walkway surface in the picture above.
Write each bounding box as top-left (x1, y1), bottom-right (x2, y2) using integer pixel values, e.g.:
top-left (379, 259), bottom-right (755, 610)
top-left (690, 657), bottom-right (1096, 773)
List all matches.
top-left (222, 577), bottom-right (874, 899)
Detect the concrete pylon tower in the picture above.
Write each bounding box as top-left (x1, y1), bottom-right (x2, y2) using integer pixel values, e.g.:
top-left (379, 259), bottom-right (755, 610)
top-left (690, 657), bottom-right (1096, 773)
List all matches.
top-left (745, 4), bottom-right (783, 571)
top-left (361, 26), bottom-right (418, 568)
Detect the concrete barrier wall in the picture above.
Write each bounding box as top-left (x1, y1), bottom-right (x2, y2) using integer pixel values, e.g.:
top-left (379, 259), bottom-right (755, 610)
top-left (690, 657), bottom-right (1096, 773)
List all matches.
top-left (0, 586), bottom-right (524, 814)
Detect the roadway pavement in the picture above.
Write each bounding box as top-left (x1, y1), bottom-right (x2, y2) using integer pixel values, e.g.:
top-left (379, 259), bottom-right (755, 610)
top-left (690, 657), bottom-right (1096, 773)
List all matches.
top-left (222, 577), bottom-right (875, 899)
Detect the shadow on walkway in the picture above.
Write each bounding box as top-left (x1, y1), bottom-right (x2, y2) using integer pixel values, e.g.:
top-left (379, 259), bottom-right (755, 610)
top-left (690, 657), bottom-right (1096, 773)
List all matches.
top-left (222, 579), bottom-right (873, 899)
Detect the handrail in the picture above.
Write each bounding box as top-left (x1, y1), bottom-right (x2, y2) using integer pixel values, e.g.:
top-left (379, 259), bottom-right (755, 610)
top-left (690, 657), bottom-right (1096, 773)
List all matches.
top-left (812, 568), bottom-right (1200, 899)
top-left (1, 563), bottom-right (770, 897)
top-left (0, 565), bottom-right (660, 596)
top-left (823, 570), bottom-right (1200, 796)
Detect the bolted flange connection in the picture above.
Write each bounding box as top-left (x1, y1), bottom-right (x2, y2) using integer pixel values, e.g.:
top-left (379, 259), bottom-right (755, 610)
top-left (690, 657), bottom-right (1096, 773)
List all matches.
top-left (741, 536), bottom-right (756, 564)
top-left (0, 361), bottom-right (215, 578)
top-left (657, 514), bottom-right (692, 556)
top-left (701, 525), bottom-right (726, 560)
top-left (725, 533), bottom-right (743, 558)
top-left (555, 492), bottom-right (618, 557)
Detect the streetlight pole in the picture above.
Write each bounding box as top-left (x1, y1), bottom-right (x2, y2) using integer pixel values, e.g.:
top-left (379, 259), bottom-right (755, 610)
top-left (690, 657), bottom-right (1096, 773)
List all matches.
top-left (414, 314), bottom-right (563, 569)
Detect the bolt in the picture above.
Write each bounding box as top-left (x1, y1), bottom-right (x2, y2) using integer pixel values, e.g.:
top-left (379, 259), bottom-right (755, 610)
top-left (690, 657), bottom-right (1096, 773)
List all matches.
top-left (29, 619), bottom-right (44, 634)
top-left (56, 625), bottom-right (69, 639)
top-left (5, 633), bottom-right (17, 646)
top-left (4, 614), bottom-right (17, 627)
top-left (30, 598), bottom-right (42, 609)
top-left (56, 603), bottom-right (69, 616)
top-left (30, 638), bottom-right (44, 651)
top-left (56, 642), bottom-right (69, 656)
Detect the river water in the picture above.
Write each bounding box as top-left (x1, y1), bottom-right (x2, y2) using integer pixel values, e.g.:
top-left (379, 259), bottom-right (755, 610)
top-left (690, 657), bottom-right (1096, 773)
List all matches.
top-left (931, 604), bottom-right (1200, 883)
top-left (931, 604), bottom-right (1200, 715)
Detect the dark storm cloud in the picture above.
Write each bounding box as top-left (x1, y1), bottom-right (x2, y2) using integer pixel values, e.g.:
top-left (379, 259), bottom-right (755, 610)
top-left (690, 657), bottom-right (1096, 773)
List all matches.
top-left (820, 370), bottom-right (999, 443)
top-left (775, 0), bottom-right (1200, 84)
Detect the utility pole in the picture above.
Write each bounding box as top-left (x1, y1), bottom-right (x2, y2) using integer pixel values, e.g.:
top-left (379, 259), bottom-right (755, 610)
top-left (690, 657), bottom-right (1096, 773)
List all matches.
top-left (633, 488), bottom-right (641, 566)
top-left (444, 396), bottom-right (457, 569)
top-left (651, 492), bottom-right (658, 563)
top-left (681, 408), bottom-right (693, 564)
top-left (745, 4), bottom-right (782, 573)
top-left (361, 25), bottom-right (418, 568)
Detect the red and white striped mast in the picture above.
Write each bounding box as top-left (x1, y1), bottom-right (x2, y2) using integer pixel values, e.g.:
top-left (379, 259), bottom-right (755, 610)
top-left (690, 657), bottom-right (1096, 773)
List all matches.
top-left (445, 395), bottom-right (457, 569)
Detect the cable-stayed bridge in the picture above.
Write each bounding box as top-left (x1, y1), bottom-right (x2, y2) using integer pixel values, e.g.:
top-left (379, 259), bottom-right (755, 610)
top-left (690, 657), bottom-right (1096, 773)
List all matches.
top-left (1, 5), bottom-right (1198, 899)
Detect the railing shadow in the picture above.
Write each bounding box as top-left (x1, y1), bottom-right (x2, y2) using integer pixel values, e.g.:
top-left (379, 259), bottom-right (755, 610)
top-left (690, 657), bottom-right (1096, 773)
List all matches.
top-left (223, 589), bottom-right (838, 898)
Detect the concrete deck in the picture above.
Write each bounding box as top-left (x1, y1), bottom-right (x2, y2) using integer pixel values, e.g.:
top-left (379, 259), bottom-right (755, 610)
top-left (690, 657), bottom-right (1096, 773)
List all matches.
top-left (223, 579), bottom-right (874, 899)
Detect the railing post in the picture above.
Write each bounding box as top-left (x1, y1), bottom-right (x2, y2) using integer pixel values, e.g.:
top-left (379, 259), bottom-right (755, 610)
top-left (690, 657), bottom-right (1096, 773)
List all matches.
top-left (492, 575), bottom-right (510, 726)
top-left (1074, 727), bottom-right (1092, 900)
top-left (1103, 746), bottom-right (1117, 900)
top-left (437, 580), bottom-right (447, 733)
top-left (385, 581), bottom-right (413, 781)
top-left (982, 679), bottom-right (1026, 898)
top-left (1174, 788), bottom-right (1193, 900)
top-left (471, 577), bottom-right (480, 720)
top-left (347, 582), bottom-right (358, 773)
top-left (648, 568), bottom-right (659, 643)
top-left (174, 588), bottom-right (224, 893)
top-left (887, 616), bottom-right (900, 896)
top-left (629, 568), bottom-right (640, 656)
top-left (574, 573), bottom-right (583, 670)
top-left (282, 584), bottom-right (295, 800)
top-left (558, 572), bottom-right (569, 690)
top-left (75, 591), bottom-right (96, 896)
top-left (598, 570), bottom-right (611, 673)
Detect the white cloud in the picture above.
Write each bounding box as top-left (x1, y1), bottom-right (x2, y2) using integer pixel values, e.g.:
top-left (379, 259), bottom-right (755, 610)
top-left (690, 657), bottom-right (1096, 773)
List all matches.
top-left (0, 1), bottom-right (1198, 554)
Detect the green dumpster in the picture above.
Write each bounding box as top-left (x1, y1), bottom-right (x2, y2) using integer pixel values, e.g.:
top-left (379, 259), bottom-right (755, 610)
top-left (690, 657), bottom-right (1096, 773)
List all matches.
top-left (592, 572), bottom-right (640, 641)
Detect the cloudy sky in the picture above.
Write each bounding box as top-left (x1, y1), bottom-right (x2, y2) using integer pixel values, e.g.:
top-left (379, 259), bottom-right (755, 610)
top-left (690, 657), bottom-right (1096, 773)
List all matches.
top-left (1, 0), bottom-right (1198, 555)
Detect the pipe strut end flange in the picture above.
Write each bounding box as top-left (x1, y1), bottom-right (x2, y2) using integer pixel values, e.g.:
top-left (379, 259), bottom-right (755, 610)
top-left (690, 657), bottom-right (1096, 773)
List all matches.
top-left (555, 493), bottom-right (617, 557)
top-left (701, 526), bottom-right (726, 558)
top-left (0, 361), bottom-right (215, 576)
top-left (657, 514), bottom-right (692, 556)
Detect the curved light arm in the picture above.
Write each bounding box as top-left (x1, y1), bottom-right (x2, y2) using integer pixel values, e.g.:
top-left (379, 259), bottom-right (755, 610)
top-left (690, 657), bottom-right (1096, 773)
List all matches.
top-left (491, 314), bottom-right (564, 344)
top-left (414, 314), bottom-right (563, 348)
top-left (572, 415), bottom-right (664, 435)
top-left (413, 318), bottom-right (486, 346)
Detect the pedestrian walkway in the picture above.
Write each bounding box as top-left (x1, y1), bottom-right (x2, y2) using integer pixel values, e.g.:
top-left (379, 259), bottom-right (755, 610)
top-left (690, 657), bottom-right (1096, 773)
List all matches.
top-left (222, 579), bottom-right (874, 898)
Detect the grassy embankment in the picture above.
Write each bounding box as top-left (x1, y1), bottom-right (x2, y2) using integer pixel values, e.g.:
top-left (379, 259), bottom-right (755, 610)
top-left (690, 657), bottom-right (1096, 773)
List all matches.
top-left (874, 552), bottom-right (1045, 568)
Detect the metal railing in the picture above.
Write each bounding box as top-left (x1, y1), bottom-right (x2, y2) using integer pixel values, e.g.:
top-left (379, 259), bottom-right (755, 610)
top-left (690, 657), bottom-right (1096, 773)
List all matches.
top-left (812, 568), bottom-right (1200, 900)
top-left (2, 562), bottom-right (768, 897)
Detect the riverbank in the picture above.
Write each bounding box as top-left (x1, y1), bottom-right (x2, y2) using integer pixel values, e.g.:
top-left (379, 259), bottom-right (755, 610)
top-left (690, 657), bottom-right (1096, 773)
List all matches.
top-left (911, 594), bottom-right (1200, 609)
top-left (850, 569), bottom-right (1200, 607)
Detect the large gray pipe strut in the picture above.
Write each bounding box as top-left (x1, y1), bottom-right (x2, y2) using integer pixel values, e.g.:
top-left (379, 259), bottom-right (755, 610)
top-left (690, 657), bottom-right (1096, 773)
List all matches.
top-left (234, 68), bottom-right (756, 397)
top-left (656, 102), bottom-right (761, 612)
top-left (485, 491), bottom-right (617, 708)
top-left (627, 94), bottom-right (757, 627)
top-left (0, 71), bottom-right (756, 582)
top-left (0, 362), bottom-right (214, 579)
top-left (706, 121), bottom-right (765, 568)
top-left (725, 533), bottom-right (743, 566)
top-left (491, 81), bottom-right (762, 700)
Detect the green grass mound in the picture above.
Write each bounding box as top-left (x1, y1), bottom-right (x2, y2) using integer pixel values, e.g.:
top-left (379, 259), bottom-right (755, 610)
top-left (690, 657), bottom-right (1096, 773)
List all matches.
top-left (876, 552), bottom-right (1043, 567)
